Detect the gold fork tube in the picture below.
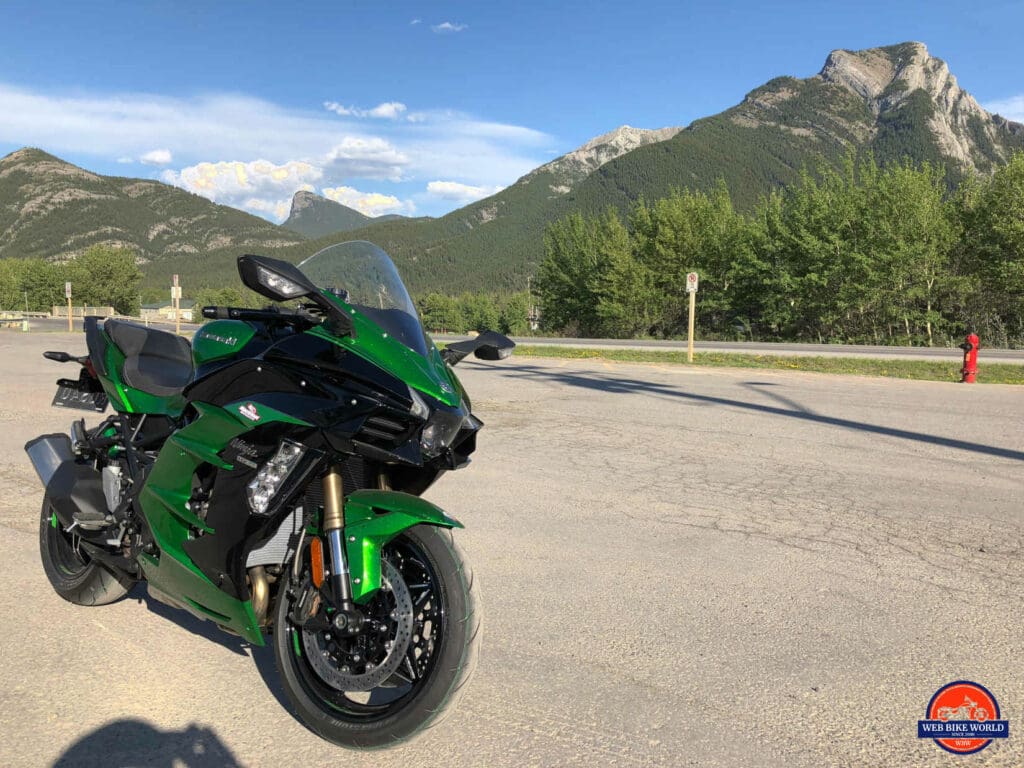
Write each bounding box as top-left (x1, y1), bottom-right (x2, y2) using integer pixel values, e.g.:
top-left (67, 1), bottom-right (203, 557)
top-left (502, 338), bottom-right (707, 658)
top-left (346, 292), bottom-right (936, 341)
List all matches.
top-left (322, 464), bottom-right (345, 531)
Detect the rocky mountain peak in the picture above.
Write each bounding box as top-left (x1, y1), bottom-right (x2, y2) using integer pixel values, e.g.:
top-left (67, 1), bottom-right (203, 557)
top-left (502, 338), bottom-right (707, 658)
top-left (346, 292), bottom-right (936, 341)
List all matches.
top-left (529, 124), bottom-right (682, 193)
top-left (288, 189), bottom-right (320, 218)
top-left (819, 42), bottom-right (982, 116)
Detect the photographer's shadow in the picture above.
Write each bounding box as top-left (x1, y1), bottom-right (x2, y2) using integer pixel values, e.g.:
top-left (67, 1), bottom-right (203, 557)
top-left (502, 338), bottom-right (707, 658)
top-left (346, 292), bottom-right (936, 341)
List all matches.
top-left (53, 720), bottom-right (241, 768)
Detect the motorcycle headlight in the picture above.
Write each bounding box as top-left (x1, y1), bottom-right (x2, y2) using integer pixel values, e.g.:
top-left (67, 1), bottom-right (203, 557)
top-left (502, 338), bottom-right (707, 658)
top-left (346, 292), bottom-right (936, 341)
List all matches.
top-left (246, 439), bottom-right (305, 515)
top-left (420, 410), bottom-right (466, 457)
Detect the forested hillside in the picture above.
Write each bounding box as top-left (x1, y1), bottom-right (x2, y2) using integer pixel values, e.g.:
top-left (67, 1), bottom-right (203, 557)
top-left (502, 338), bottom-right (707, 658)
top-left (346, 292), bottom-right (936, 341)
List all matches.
top-left (0, 149), bottom-right (303, 262)
top-left (536, 153), bottom-right (1024, 347)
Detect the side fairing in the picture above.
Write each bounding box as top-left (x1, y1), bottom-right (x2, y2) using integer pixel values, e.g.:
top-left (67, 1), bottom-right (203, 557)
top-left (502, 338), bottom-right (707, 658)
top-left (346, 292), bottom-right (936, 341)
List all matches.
top-left (192, 320), bottom-right (256, 366)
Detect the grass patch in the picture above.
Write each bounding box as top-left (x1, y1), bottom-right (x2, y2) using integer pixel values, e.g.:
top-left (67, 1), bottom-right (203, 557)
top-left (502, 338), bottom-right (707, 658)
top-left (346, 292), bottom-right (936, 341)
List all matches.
top-left (512, 345), bottom-right (1024, 385)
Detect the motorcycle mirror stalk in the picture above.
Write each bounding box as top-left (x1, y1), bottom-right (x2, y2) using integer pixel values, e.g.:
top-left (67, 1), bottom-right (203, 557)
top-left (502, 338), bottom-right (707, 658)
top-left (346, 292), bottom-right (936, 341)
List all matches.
top-left (238, 253), bottom-right (355, 338)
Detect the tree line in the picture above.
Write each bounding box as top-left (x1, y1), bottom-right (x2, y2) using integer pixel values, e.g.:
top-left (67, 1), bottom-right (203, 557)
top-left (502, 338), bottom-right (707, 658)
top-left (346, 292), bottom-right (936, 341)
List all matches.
top-left (535, 152), bottom-right (1024, 347)
top-left (0, 245), bottom-right (142, 315)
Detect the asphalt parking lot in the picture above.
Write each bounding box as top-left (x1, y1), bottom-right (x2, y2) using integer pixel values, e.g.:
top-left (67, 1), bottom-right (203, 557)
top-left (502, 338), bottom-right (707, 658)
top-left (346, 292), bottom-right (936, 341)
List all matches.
top-left (0, 331), bottom-right (1021, 767)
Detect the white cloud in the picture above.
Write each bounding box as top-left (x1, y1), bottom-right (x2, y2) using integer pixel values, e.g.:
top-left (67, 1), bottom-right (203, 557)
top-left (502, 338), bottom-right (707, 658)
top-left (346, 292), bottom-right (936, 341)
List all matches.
top-left (161, 159), bottom-right (321, 220)
top-left (410, 18), bottom-right (421, 25)
top-left (140, 148), bottom-right (172, 165)
top-left (0, 81), bottom-right (553, 219)
top-left (432, 22), bottom-right (468, 33)
top-left (983, 95), bottom-right (1024, 123)
top-left (426, 180), bottom-right (503, 203)
top-left (323, 137), bottom-right (408, 181)
top-left (322, 186), bottom-right (415, 216)
top-left (324, 100), bottom-right (407, 120)
top-left (242, 197), bottom-right (294, 222)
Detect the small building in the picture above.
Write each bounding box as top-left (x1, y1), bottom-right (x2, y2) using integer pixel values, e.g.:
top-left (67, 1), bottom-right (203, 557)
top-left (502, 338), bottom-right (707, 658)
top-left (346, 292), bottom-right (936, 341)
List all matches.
top-left (141, 300), bottom-right (196, 323)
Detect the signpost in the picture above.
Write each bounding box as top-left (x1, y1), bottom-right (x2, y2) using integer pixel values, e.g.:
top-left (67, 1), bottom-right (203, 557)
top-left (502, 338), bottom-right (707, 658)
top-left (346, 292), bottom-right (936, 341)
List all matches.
top-left (172, 274), bottom-right (181, 335)
top-left (685, 272), bottom-right (698, 363)
top-left (65, 282), bottom-right (72, 332)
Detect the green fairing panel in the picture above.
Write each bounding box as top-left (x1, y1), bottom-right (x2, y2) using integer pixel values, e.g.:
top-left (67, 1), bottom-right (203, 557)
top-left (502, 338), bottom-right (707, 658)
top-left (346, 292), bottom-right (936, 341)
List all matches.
top-left (138, 402), bottom-right (266, 645)
top-left (308, 292), bottom-right (461, 407)
top-left (192, 320), bottom-right (256, 366)
top-left (96, 329), bottom-right (186, 416)
top-left (343, 490), bottom-right (462, 603)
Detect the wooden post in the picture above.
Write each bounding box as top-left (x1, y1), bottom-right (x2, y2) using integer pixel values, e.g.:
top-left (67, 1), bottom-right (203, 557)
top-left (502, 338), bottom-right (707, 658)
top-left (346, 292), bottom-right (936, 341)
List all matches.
top-left (65, 281), bottom-right (73, 332)
top-left (173, 274), bottom-right (181, 335)
top-left (685, 271), bottom-right (698, 363)
top-left (687, 290), bottom-right (696, 363)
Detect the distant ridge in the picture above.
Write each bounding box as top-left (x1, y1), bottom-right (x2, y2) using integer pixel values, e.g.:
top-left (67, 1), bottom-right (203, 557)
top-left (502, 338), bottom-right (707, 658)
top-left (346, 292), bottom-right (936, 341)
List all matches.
top-left (0, 148), bottom-right (303, 261)
top-left (282, 190), bottom-right (408, 238)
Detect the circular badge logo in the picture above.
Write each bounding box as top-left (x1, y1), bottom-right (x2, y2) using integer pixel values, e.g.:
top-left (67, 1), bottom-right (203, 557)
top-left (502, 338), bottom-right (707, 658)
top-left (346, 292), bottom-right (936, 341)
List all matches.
top-left (918, 681), bottom-right (1009, 755)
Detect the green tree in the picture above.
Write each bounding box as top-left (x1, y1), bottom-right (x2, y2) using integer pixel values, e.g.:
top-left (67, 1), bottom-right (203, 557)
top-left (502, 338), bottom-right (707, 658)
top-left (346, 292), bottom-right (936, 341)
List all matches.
top-left (958, 151), bottom-right (1024, 344)
top-left (0, 259), bottom-right (28, 311)
top-left (419, 293), bottom-right (465, 333)
top-left (20, 259), bottom-right (63, 312)
top-left (458, 293), bottom-right (500, 332)
top-left (591, 208), bottom-right (656, 338)
top-left (498, 292), bottom-right (531, 336)
top-left (536, 212), bottom-right (600, 334)
top-left (66, 245), bottom-right (142, 315)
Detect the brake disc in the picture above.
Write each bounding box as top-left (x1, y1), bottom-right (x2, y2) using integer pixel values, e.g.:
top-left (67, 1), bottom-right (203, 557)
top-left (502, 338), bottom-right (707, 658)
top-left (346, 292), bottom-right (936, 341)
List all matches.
top-left (302, 559), bottom-right (414, 692)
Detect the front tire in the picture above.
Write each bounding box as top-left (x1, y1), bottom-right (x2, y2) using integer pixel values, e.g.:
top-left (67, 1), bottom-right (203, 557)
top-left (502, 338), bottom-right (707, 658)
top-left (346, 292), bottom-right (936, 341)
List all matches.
top-left (273, 525), bottom-right (481, 749)
top-left (38, 496), bottom-right (132, 606)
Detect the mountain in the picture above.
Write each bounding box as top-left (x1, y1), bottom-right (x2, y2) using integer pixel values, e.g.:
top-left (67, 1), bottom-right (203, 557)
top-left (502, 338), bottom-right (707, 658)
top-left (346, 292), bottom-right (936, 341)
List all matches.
top-left (571, 41), bottom-right (1024, 214)
top-left (282, 190), bottom-right (407, 238)
top-left (0, 148), bottom-right (304, 262)
top-left (329, 42), bottom-right (1024, 293)
top-left (3, 42), bottom-right (1021, 297)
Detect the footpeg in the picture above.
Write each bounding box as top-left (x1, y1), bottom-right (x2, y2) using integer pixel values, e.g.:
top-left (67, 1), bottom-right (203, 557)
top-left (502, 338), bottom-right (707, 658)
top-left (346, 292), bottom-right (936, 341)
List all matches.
top-left (72, 509), bottom-right (113, 530)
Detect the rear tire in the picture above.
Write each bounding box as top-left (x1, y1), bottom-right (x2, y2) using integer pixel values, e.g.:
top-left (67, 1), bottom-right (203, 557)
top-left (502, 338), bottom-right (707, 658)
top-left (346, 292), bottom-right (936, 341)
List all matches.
top-left (38, 496), bottom-right (132, 606)
top-left (274, 524), bottom-right (481, 748)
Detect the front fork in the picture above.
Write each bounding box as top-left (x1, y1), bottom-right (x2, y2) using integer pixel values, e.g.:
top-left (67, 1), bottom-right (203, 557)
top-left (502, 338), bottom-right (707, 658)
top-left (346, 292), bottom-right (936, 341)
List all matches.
top-left (319, 463), bottom-right (374, 636)
top-left (322, 464), bottom-right (355, 610)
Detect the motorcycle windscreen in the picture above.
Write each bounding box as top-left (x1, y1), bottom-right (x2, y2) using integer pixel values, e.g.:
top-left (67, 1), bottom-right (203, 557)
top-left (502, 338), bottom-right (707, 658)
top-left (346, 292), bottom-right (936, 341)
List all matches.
top-left (298, 241), bottom-right (429, 358)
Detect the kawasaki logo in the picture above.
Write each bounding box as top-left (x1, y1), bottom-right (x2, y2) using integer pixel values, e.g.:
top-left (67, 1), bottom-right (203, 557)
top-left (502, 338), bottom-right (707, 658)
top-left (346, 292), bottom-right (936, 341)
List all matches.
top-left (200, 332), bottom-right (239, 346)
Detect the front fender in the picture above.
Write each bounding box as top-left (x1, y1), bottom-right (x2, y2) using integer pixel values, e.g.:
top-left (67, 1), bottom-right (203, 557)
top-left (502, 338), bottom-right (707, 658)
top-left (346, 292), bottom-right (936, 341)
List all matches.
top-left (344, 490), bottom-right (462, 603)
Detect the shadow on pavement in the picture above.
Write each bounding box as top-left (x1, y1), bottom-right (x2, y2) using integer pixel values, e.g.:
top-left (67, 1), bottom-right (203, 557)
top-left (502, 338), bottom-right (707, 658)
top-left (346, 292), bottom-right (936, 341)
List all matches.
top-left (53, 720), bottom-right (241, 767)
top-left (128, 584), bottom-right (292, 714)
top-left (495, 362), bottom-right (1024, 462)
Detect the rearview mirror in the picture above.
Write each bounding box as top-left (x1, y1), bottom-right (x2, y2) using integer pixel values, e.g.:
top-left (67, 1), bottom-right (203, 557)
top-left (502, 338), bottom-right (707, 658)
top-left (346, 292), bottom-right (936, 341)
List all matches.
top-left (441, 330), bottom-right (515, 366)
top-left (238, 254), bottom-right (317, 302)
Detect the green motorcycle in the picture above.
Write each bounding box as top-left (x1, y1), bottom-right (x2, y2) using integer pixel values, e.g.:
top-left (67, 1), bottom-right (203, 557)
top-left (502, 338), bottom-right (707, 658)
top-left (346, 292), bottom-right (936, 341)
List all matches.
top-left (25, 241), bottom-right (513, 747)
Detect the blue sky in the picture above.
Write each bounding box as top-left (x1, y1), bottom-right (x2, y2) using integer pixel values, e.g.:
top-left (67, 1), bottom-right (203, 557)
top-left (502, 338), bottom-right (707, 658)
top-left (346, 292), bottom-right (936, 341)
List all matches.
top-left (1, 0), bottom-right (1021, 221)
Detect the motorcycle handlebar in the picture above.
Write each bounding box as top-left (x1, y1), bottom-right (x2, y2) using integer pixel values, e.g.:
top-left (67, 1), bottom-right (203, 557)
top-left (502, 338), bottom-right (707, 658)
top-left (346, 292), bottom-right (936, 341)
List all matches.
top-left (201, 305), bottom-right (318, 327)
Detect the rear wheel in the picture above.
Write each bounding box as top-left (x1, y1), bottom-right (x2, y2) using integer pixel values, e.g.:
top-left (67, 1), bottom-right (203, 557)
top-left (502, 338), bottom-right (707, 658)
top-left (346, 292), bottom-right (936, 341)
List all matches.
top-left (38, 496), bottom-right (132, 606)
top-left (274, 525), bottom-right (481, 748)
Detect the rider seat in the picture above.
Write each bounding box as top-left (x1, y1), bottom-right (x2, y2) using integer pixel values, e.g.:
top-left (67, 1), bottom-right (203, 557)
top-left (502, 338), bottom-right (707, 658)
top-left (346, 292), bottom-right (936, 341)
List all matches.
top-left (104, 319), bottom-right (194, 397)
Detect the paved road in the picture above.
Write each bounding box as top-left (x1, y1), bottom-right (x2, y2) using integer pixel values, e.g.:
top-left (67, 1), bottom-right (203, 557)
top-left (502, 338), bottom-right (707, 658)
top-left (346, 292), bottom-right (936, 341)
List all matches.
top-left (437, 335), bottom-right (1024, 364)
top-left (13, 316), bottom-right (199, 334)
top-left (1, 333), bottom-right (1022, 766)
top-left (9, 322), bottom-right (1024, 364)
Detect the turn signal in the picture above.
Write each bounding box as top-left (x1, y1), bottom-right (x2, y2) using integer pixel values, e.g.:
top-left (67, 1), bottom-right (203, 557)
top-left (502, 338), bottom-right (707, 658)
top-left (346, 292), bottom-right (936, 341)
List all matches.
top-left (310, 536), bottom-right (325, 589)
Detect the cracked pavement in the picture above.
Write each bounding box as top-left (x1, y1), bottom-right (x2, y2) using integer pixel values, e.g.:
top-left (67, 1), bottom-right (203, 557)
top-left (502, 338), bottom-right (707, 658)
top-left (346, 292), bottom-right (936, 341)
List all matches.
top-left (1, 332), bottom-right (1022, 766)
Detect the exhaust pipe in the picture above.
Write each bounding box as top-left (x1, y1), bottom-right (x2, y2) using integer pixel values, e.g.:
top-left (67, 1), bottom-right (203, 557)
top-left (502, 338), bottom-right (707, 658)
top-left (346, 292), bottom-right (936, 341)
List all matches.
top-left (25, 433), bottom-right (108, 529)
top-left (25, 434), bottom-right (75, 488)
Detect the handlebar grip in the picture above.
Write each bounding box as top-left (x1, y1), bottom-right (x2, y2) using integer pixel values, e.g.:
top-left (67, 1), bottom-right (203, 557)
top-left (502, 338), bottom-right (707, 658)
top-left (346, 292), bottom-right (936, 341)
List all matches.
top-left (202, 306), bottom-right (230, 319)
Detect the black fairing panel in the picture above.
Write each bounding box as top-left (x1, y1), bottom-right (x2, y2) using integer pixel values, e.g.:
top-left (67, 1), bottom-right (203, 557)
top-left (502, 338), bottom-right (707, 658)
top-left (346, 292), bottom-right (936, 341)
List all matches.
top-left (182, 422), bottom-right (324, 600)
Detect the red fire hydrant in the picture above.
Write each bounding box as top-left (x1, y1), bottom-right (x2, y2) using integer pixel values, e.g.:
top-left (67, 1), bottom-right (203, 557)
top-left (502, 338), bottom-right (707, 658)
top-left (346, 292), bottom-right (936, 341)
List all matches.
top-left (960, 333), bottom-right (979, 383)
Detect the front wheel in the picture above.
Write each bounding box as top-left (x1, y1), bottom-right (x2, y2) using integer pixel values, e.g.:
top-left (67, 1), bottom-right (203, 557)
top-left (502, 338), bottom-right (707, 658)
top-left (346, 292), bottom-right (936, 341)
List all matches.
top-left (273, 525), bottom-right (481, 748)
